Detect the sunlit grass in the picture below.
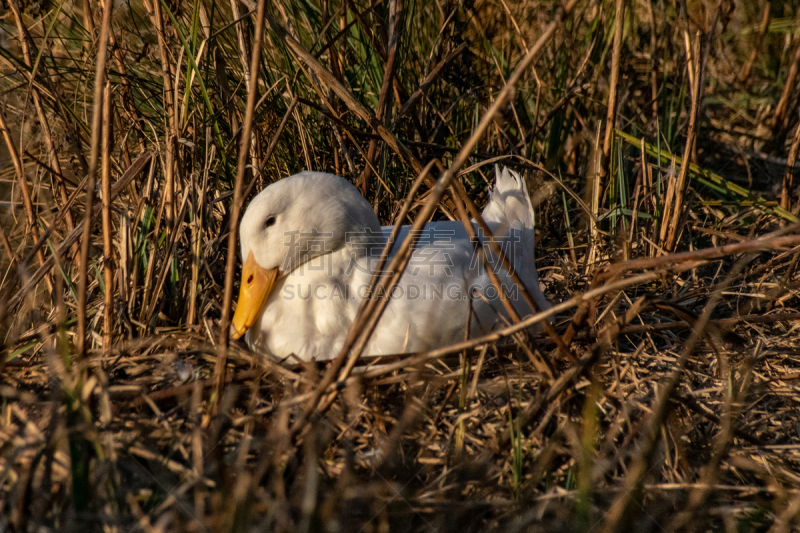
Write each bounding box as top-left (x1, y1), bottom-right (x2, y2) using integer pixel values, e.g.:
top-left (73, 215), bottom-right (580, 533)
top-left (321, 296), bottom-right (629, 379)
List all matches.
top-left (2, 0), bottom-right (800, 530)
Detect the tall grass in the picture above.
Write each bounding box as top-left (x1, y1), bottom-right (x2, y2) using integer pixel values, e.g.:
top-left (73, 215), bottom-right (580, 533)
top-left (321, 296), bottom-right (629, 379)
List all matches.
top-left (2, 0), bottom-right (800, 531)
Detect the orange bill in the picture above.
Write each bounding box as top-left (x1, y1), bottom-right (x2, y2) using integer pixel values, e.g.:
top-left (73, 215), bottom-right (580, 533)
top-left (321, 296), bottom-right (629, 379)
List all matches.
top-left (231, 250), bottom-right (279, 340)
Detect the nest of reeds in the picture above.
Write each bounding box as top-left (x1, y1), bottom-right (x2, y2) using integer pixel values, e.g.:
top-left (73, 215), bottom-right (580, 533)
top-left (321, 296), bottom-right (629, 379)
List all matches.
top-left (3, 0), bottom-right (800, 531)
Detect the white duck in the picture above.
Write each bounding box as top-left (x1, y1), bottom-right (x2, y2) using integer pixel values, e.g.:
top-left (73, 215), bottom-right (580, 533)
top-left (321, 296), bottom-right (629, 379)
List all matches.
top-left (231, 167), bottom-right (550, 361)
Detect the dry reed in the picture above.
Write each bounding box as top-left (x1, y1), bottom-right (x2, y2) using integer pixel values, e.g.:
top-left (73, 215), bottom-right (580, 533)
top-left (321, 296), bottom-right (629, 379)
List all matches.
top-left (3, 1), bottom-right (800, 531)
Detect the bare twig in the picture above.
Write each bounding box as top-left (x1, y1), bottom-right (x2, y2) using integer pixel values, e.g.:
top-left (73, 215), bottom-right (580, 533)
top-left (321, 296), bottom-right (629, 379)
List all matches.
top-left (357, 0), bottom-right (404, 197)
top-left (149, 0), bottom-right (177, 231)
top-left (242, 97), bottom-right (299, 200)
top-left (212, 0), bottom-right (268, 416)
top-left (0, 99), bottom-right (52, 295)
top-left (397, 43), bottom-right (468, 118)
top-left (738, 2), bottom-right (771, 82)
top-left (784, 115), bottom-right (800, 211)
top-left (266, 11), bottom-right (425, 175)
top-left (229, 0), bottom-right (259, 178)
top-left (101, 82), bottom-right (114, 354)
top-left (774, 36), bottom-right (800, 134)
top-left (599, 0), bottom-right (625, 187)
top-left (77, 0), bottom-right (113, 360)
top-left (665, 32), bottom-right (701, 251)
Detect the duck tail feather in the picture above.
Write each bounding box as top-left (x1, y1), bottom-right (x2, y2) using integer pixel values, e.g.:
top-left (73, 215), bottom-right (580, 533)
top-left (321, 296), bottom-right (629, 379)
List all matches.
top-left (481, 165), bottom-right (535, 231)
top-left (480, 166), bottom-right (551, 314)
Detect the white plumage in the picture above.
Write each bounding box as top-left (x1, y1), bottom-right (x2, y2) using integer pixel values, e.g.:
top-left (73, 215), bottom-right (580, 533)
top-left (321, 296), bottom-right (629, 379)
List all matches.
top-left (231, 167), bottom-right (550, 361)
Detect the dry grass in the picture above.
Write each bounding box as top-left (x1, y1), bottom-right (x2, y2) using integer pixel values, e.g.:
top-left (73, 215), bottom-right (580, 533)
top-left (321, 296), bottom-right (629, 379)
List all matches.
top-left (3, 0), bottom-right (800, 531)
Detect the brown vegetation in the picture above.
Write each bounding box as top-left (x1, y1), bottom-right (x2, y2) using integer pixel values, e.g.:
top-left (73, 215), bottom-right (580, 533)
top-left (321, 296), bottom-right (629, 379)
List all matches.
top-left (3, 0), bottom-right (800, 531)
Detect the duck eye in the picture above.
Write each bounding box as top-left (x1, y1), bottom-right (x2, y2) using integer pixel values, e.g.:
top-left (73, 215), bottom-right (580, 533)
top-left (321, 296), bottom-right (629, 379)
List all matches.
top-left (264, 216), bottom-right (276, 229)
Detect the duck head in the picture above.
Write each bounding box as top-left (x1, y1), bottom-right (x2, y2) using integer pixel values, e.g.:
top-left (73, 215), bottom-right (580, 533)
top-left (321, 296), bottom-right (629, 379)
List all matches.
top-left (231, 171), bottom-right (381, 339)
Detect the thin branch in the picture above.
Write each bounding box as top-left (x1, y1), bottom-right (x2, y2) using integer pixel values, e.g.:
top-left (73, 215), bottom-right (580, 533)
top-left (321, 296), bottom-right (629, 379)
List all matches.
top-left (101, 82), bottom-right (114, 354)
top-left (77, 0), bottom-right (114, 360)
top-left (213, 0), bottom-right (268, 415)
